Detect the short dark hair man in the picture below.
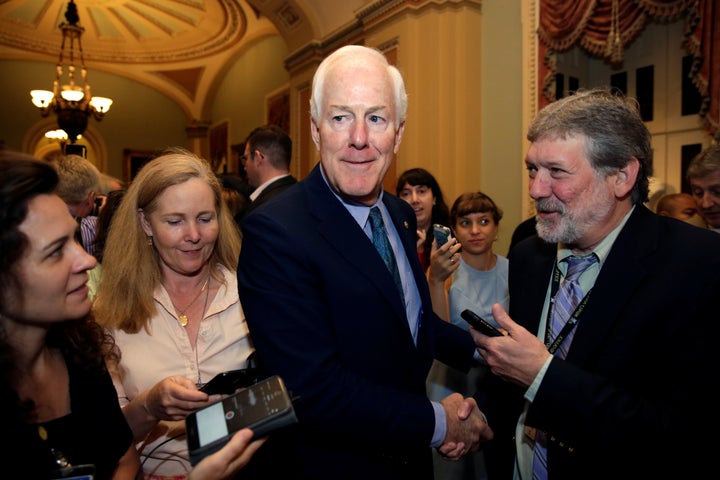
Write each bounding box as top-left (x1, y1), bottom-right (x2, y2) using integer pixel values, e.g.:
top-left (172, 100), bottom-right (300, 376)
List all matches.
top-left (239, 124), bottom-right (296, 222)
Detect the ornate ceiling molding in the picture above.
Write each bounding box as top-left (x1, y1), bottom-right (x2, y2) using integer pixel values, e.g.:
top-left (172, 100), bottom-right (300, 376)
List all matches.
top-left (0, 0), bottom-right (246, 63)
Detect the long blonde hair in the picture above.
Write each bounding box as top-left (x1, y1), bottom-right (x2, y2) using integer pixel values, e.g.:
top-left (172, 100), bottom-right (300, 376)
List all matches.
top-left (93, 148), bottom-right (241, 333)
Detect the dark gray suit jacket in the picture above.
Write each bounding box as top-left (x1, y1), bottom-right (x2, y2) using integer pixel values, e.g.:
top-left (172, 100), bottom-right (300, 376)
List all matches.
top-left (477, 205), bottom-right (720, 479)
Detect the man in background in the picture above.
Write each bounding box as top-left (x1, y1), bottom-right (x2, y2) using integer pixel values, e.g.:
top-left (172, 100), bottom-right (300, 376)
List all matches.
top-left (52, 153), bottom-right (101, 218)
top-left (655, 192), bottom-right (705, 227)
top-left (239, 124), bottom-right (296, 222)
top-left (96, 173), bottom-right (125, 210)
top-left (51, 153), bottom-right (101, 255)
top-left (686, 143), bottom-right (720, 233)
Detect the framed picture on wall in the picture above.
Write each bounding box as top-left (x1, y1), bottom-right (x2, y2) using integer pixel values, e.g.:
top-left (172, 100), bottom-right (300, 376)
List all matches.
top-left (266, 88), bottom-right (290, 135)
top-left (210, 120), bottom-right (230, 173)
top-left (123, 149), bottom-right (159, 183)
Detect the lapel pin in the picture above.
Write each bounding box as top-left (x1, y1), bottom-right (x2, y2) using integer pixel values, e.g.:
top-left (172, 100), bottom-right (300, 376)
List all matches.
top-left (403, 221), bottom-right (409, 229)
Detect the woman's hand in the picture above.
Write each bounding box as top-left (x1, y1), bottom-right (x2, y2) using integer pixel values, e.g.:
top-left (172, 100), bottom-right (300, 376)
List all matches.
top-left (143, 376), bottom-right (218, 421)
top-left (124, 375), bottom-right (221, 443)
top-left (427, 238), bottom-right (462, 286)
top-left (188, 429), bottom-right (267, 480)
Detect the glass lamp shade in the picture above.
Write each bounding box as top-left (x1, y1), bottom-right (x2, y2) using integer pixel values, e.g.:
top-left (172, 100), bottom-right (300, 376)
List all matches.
top-left (60, 88), bottom-right (85, 102)
top-left (30, 90), bottom-right (54, 108)
top-left (89, 96), bottom-right (113, 113)
top-left (45, 129), bottom-right (69, 140)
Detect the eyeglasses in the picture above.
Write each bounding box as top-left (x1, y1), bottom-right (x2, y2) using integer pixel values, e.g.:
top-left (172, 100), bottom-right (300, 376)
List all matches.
top-left (239, 155), bottom-right (247, 165)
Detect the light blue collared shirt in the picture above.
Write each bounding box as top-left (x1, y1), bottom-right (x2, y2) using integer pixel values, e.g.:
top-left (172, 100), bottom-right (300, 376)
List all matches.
top-left (335, 192), bottom-right (423, 342)
top-left (319, 168), bottom-right (446, 447)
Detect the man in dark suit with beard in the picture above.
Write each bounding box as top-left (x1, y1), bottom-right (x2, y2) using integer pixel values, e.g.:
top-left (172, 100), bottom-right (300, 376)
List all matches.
top-left (471, 88), bottom-right (720, 479)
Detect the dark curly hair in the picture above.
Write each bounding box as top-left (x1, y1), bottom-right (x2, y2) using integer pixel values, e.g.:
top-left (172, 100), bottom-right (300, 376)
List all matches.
top-left (0, 151), bottom-right (119, 423)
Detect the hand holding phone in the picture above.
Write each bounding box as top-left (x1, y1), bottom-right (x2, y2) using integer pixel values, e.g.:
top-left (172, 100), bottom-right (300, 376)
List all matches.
top-left (460, 309), bottom-right (504, 337)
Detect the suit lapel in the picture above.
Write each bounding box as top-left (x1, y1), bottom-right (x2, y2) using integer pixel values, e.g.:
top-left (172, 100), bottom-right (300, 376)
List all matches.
top-left (566, 206), bottom-right (657, 364)
top-left (384, 194), bottom-right (434, 329)
top-left (304, 166), bottom-right (409, 320)
top-left (510, 238), bottom-right (556, 337)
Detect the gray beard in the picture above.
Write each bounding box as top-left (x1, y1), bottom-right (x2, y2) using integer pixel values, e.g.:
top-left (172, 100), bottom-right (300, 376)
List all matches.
top-left (536, 216), bottom-right (579, 244)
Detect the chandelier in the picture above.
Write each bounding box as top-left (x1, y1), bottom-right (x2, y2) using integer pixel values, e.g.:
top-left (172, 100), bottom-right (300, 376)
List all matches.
top-left (30, 0), bottom-right (112, 144)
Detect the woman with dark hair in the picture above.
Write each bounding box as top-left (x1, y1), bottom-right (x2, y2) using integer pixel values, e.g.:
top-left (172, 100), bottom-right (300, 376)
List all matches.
top-left (0, 151), bottom-right (139, 478)
top-left (396, 168), bottom-right (451, 270)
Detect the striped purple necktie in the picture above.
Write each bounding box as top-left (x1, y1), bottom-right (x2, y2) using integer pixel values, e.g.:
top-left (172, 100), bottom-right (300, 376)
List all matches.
top-left (532, 254), bottom-right (597, 480)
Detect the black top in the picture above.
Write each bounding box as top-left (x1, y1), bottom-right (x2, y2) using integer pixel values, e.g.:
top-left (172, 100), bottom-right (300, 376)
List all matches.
top-left (2, 357), bottom-right (134, 479)
top-left (507, 216), bottom-right (537, 255)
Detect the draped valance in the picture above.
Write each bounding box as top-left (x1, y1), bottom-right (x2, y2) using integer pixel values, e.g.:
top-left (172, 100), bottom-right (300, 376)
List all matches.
top-left (538, 0), bottom-right (718, 140)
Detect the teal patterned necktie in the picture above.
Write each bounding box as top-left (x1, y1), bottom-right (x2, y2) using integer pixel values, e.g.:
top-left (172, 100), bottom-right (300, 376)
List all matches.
top-left (368, 206), bottom-right (405, 302)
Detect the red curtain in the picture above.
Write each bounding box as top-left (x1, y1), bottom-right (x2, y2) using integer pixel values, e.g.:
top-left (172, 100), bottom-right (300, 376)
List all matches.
top-left (538, 0), bottom-right (719, 141)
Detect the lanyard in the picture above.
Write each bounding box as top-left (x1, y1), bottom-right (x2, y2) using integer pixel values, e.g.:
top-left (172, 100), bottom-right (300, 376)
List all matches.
top-left (544, 261), bottom-right (593, 355)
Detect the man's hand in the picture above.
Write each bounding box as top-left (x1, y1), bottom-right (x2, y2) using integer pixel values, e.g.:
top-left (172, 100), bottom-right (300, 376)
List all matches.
top-left (471, 303), bottom-right (552, 387)
top-left (437, 393), bottom-right (493, 460)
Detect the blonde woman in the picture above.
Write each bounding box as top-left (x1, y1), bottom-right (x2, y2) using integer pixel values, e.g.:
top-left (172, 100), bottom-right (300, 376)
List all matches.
top-left (93, 148), bottom-right (255, 479)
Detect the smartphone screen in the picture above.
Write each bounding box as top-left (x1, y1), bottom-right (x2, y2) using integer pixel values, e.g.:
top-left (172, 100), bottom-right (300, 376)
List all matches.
top-left (193, 401), bottom-right (228, 447)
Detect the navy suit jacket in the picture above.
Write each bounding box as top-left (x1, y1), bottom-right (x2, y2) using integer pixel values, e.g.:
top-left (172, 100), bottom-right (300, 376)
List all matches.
top-left (477, 205), bottom-right (720, 479)
top-left (238, 164), bottom-right (477, 479)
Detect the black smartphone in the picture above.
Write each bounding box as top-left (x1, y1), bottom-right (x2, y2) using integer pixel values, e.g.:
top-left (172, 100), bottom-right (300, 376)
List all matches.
top-left (433, 224), bottom-right (452, 247)
top-left (186, 375), bottom-right (298, 465)
top-left (199, 368), bottom-right (265, 395)
top-left (460, 309), bottom-right (503, 337)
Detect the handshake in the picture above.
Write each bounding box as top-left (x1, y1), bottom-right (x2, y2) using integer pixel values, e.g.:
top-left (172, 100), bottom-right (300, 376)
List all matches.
top-left (437, 393), bottom-right (494, 460)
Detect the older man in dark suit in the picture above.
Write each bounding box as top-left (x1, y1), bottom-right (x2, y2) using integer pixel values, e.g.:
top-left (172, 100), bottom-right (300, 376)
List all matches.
top-left (237, 45), bottom-right (492, 480)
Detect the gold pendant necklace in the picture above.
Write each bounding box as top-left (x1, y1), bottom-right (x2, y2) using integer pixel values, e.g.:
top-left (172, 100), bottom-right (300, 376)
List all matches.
top-left (171, 275), bottom-right (210, 327)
